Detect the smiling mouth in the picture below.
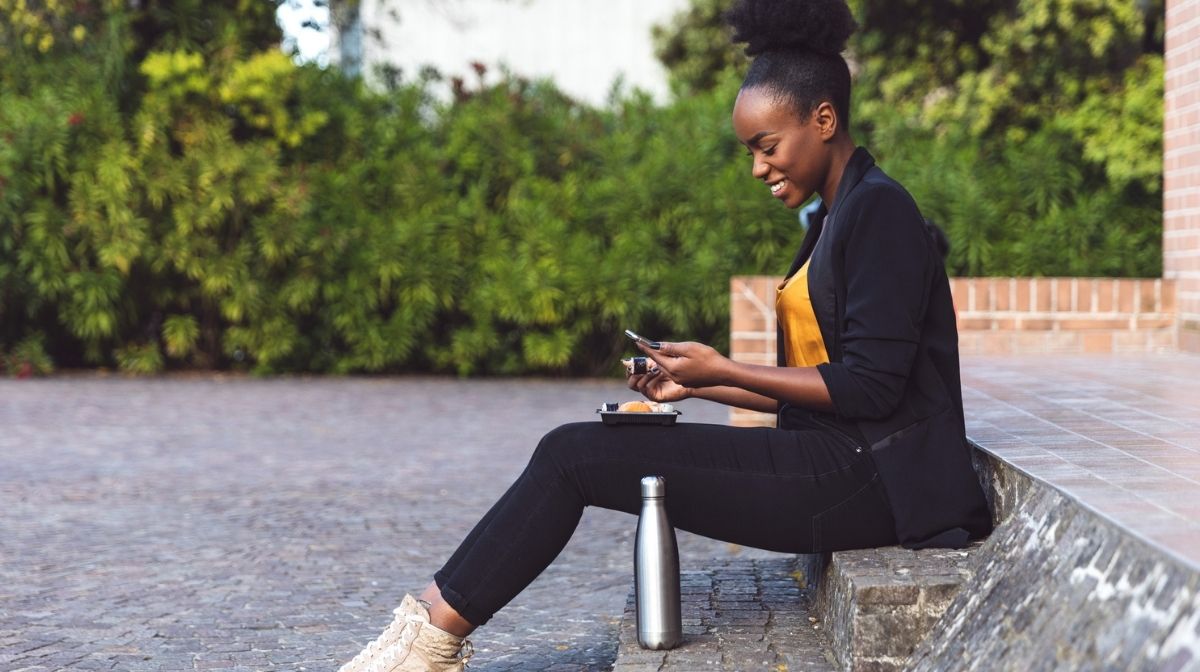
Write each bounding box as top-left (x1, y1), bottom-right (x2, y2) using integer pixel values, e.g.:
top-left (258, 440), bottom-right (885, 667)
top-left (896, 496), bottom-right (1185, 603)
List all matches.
top-left (769, 179), bottom-right (787, 195)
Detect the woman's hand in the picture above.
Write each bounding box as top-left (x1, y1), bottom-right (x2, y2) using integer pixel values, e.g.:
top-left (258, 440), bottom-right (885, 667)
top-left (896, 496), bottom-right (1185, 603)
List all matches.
top-left (638, 341), bottom-right (732, 389)
top-left (627, 368), bottom-right (692, 403)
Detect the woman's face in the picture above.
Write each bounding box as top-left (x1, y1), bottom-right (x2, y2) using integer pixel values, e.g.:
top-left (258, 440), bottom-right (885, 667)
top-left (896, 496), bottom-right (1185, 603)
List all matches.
top-left (731, 87), bottom-right (833, 210)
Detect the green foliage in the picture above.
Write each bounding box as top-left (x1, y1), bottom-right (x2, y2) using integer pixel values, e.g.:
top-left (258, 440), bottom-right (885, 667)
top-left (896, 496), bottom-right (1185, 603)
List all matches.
top-left (872, 119), bottom-right (1161, 277)
top-left (3, 333), bottom-right (54, 377)
top-left (163, 314), bottom-right (199, 358)
top-left (219, 51), bottom-right (331, 147)
top-left (115, 342), bottom-right (164, 374)
top-left (0, 3), bottom-right (792, 376)
top-left (652, 0), bottom-right (749, 97)
top-left (0, 0), bottom-right (1167, 376)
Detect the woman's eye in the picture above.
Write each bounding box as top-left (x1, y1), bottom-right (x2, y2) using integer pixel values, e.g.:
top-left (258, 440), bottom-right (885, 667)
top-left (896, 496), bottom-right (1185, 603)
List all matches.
top-left (763, 146), bottom-right (777, 156)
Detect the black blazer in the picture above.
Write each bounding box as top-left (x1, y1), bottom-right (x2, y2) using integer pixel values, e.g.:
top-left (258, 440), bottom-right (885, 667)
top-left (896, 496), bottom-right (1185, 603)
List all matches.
top-left (776, 147), bottom-right (992, 549)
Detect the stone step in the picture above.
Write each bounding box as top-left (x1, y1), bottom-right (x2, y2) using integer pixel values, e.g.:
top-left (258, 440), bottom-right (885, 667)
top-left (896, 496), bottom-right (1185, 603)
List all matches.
top-left (611, 556), bottom-right (836, 671)
top-left (813, 545), bottom-right (980, 672)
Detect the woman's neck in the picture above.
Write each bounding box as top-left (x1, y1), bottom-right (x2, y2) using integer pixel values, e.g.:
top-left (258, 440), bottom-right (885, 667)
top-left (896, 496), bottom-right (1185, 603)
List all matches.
top-left (818, 136), bottom-right (858, 209)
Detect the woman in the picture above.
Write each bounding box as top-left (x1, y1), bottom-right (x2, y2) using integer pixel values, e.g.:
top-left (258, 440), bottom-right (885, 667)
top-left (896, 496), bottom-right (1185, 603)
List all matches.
top-left (341, 0), bottom-right (992, 669)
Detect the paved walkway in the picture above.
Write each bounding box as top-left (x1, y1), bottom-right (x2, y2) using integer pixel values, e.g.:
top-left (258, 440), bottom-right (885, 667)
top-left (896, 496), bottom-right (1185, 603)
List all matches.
top-left (961, 353), bottom-right (1200, 569)
top-left (612, 557), bottom-right (833, 672)
top-left (10, 355), bottom-right (1195, 671)
top-left (0, 376), bottom-right (778, 671)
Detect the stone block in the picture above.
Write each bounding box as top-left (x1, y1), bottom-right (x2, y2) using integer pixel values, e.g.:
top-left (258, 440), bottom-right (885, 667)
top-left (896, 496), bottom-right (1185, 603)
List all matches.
top-left (813, 544), bottom-right (980, 672)
top-left (853, 575), bottom-right (920, 606)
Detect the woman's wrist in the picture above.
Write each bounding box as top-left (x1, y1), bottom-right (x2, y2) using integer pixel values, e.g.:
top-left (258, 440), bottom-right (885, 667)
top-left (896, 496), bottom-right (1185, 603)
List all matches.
top-left (718, 357), bottom-right (744, 388)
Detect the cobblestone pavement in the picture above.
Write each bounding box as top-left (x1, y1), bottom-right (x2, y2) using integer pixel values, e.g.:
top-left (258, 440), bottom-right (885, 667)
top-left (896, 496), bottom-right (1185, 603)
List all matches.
top-left (0, 376), bottom-right (780, 671)
top-left (613, 558), bottom-right (833, 672)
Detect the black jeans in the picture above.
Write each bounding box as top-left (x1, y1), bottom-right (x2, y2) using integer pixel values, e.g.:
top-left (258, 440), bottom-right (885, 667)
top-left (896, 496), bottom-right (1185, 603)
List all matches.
top-left (434, 418), bottom-right (896, 627)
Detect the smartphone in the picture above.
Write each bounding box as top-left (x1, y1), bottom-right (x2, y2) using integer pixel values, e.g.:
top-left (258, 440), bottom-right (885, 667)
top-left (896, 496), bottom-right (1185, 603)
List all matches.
top-left (624, 329), bottom-right (662, 350)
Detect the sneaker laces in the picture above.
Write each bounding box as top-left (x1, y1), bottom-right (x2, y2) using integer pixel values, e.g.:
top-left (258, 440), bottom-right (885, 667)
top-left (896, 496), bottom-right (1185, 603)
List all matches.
top-left (400, 613), bottom-right (424, 648)
top-left (366, 618), bottom-right (421, 672)
top-left (361, 613), bottom-right (426, 672)
top-left (367, 610), bottom-right (471, 671)
top-left (458, 639), bottom-right (474, 667)
top-left (344, 611), bottom-right (409, 670)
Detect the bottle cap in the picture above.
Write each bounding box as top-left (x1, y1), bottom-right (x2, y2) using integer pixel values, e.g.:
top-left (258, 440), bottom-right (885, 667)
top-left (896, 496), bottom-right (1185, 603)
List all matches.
top-left (641, 475), bottom-right (666, 498)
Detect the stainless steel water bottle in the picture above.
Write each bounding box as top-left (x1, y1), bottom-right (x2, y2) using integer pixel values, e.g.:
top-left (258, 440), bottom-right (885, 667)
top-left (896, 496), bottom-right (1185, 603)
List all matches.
top-left (635, 475), bottom-right (682, 650)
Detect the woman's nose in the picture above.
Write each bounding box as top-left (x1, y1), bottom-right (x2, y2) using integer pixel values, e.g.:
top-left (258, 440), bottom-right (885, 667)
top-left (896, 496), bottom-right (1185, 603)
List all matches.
top-left (751, 157), bottom-right (769, 180)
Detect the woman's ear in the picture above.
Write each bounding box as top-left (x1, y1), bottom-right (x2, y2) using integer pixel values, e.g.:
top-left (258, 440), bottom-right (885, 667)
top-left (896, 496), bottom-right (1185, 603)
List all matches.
top-left (814, 101), bottom-right (838, 141)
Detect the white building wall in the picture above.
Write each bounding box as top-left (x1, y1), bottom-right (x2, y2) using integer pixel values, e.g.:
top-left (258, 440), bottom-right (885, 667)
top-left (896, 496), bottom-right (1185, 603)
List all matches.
top-left (356, 0), bottom-right (694, 105)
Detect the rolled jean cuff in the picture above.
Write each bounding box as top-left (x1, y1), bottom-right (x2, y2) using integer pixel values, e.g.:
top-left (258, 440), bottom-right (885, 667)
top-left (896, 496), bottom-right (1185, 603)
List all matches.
top-left (434, 572), bottom-right (491, 627)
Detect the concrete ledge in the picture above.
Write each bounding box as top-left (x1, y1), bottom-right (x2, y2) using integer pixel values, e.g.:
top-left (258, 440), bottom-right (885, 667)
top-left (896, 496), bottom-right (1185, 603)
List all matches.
top-left (815, 443), bottom-right (1200, 671)
top-left (905, 448), bottom-right (1200, 671)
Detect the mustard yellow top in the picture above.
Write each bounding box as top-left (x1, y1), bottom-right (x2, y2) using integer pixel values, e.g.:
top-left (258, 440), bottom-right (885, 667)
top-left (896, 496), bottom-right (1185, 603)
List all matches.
top-left (776, 260), bottom-right (830, 368)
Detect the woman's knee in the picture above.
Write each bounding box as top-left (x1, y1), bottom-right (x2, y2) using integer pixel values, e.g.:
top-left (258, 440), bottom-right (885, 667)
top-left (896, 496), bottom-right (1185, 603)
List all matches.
top-left (533, 421), bottom-right (589, 457)
top-left (529, 422), bottom-right (600, 473)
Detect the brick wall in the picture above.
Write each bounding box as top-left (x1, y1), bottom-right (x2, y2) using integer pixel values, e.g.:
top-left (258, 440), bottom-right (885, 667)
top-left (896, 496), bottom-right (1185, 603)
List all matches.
top-left (728, 276), bottom-right (1178, 427)
top-left (1167, 0), bottom-right (1200, 352)
top-left (949, 277), bottom-right (1176, 355)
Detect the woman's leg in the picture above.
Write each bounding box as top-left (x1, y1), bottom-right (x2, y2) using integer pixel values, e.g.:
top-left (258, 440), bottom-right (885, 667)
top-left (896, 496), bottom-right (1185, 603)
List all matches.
top-left (425, 420), bottom-right (896, 631)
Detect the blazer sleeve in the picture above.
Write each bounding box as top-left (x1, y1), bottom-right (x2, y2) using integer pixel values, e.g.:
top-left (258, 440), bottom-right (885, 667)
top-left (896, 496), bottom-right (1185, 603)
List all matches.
top-left (817, 186), bottom-right (933, 421)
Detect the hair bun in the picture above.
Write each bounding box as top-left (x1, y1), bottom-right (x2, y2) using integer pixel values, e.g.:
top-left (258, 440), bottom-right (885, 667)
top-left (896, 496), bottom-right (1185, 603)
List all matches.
top-left (725, 0), bottom-right (857, 57)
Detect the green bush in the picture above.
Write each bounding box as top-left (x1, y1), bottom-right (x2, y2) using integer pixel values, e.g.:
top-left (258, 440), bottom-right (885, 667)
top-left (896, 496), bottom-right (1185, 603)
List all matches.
top-left (2, 333), bottom-right (54, 378)
top-left (0, 4), bottom-right (792, 376)
top-left (0, 0), bottom-right (1166, 377)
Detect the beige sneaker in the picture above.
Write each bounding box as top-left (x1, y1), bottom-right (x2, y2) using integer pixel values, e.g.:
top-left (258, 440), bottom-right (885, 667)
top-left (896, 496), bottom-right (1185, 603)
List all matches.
top-left (365, 598), bottom-right (473, 672)
top-left (338, 594), bottom-right (423, 672)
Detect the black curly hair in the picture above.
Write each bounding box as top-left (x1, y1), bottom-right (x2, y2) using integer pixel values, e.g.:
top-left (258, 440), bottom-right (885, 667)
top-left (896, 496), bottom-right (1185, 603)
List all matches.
top-left (725, 0), bottom-right (858, 128)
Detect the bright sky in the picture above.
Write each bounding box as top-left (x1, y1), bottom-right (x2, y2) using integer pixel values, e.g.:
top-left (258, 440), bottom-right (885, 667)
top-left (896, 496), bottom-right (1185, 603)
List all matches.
top-left (277, 0), bottom-right (693, 105)
top-left (276, 0), bottom-right (331, 67)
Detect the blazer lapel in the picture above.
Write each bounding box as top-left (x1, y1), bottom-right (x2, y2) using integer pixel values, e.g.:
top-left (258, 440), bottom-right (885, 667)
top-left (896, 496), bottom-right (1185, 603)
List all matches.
top-left (784, 201), bottom-right (828, 279)
top-left (825, 147), bottom-right (876, 225)
top-left (783, 147), bottom-right (876, 279)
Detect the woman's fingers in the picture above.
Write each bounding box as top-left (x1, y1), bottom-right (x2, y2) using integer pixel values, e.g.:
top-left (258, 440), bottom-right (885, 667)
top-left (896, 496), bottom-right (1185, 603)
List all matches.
top-left (639, 341), bottom-right (698, 380)
top-left (627, 369), bottom-right (645, 389)
top-left (638, 342), bottom-right (675, 371)
top-left (635, 369), bottom-right (663, 395)
top-left (635, 340), bottom-right (723, 388)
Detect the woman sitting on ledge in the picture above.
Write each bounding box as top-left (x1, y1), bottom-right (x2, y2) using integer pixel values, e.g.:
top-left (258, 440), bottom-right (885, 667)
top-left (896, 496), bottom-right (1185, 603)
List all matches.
top-left (340, 0), bottom-right (992, 669)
